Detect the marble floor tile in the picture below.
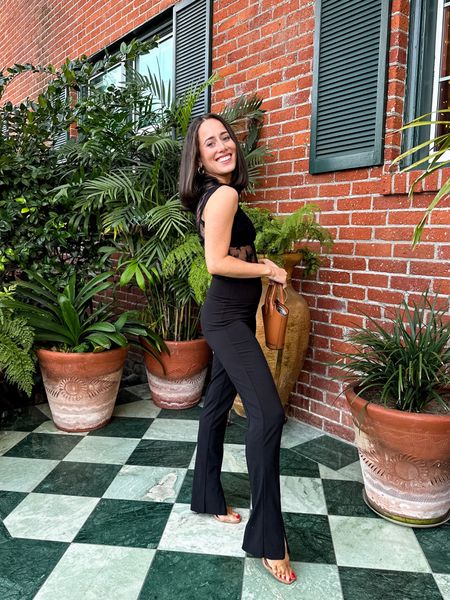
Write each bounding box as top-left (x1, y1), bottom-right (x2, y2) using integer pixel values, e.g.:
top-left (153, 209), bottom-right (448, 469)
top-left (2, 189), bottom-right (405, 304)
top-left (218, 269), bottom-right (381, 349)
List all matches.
top-left (127, 439), bottom-right (196, 468)
top-left (280, 419), bottom-right (323, 449)
top-left (224, 422), bottom-right (247, 445)
top-left (143, 418), bottom-right (199, 442)
top-left (283, 512), bottom-right (336, 564)
top-left (0, 490), bottom-right (27, 518)
top-left (188, 448), bottom-right (197, 469)
top-left (292, 435), bottom-right (359, 470)
top-left (4, 432), bottom-right (83, 460)
top-left (280, 448), bottom-right (321, 478)
top-left (0, 538), bottom-right (68, 600)
top-left (435, 574), bottom-right (450, 600)
top-left (0, 431), bottom-right (29, 455)
top-left (157, 405), bottom-right (203, 420)
top-left (104, 465), bottom-right (187, 503)
top-left (117, 383), bottom-right (151, 402)
top-left (280, 476), bottom-right (327, 514)
top-left (319, 464), bottom-right (352, 481)
top-left (34, 461), bottom-right (121, 497)
top-left (32, 420), bottom-right (88, 435)
top-left (35, 403), bottom-right (52, 419)
top-left (337, 459), bottom-right (364, 483)
top-left (4, 493), bottom-right (99, 542)
top-left (221, 471), bottom-right (251, 509)
top-left (329, 515), bottom-right (431, 572)
top-left (339, 567), bottom-right (443, 600)
top-left (221, 444), bottom-right (248, 473)
top-left (176, 470), bottom-right (251, 509)
top-left (322, 479), bottom-right (376, 518)
top-left (138, 550), bottom-right (244, 600)
top-left (88, 417), bottom-right (153, 438)
top-left (415, 523), bottom-right (450, 574)
top-left (0, 456), bottom-right (59, 492)
top-left (34, 543), bottom-right (155, 600)
top-left (113, 399), bottom-right (160, 419)
top-left (0, 406), bottom-right (49, 432)
top-left (63, 436), bottom-right (139, 465)
top-left (158, 503), bottom-right (249, 557)
top-left (242, 560), bottom-right (343, 600)
top-left (74, 498), bottom-right (172, 548)
top-left (176, 469), bottom-right (194, 504)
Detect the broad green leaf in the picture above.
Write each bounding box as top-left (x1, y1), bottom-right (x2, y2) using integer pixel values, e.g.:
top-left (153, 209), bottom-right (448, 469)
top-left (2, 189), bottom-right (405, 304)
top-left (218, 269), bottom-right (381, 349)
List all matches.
top-left (58, 295), bottom-right (80, 343)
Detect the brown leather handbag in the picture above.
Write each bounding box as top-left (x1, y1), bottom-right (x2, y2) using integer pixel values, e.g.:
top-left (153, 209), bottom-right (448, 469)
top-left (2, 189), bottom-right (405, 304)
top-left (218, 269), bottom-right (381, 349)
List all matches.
top-left (261, 283), bottom-right (289, 350)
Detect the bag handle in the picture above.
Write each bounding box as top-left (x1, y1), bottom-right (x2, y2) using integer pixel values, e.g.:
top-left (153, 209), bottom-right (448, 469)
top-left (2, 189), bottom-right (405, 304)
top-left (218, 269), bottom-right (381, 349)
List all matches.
top-left (267, 282), bottom-right (287, 305)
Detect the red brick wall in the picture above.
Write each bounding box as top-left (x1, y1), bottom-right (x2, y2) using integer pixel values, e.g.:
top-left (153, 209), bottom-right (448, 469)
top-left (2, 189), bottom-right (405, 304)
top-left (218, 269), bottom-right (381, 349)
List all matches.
top-left (1, 0), bottom-right (449, 441)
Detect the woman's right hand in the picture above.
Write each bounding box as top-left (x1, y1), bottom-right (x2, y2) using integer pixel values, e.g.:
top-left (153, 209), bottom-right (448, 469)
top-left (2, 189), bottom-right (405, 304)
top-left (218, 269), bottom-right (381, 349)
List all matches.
top-left (260, 258), bottom-right (288, 286)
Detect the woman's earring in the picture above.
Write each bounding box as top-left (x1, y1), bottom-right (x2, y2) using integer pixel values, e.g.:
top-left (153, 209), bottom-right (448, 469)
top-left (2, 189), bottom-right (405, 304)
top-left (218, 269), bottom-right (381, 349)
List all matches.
top-left (197, 165), bottom-right (204, 175)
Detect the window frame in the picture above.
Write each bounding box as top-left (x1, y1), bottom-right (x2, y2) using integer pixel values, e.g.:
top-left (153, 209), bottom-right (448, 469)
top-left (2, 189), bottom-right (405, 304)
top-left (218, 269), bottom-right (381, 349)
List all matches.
top-left (402, 0), bottom-right (439, 165)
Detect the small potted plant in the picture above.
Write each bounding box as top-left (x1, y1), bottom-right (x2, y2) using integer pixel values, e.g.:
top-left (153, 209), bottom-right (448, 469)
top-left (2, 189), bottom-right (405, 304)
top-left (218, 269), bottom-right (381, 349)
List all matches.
top-left (233, 204), bottom-right (333, 413)
top-left (337, 291), bottom-right (450, 526)
top-left (2, 270), bottom-right (163, 432)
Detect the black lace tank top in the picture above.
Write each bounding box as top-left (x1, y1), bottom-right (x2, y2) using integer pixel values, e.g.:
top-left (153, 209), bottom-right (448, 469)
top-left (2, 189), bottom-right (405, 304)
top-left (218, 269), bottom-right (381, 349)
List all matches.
top-left (196, 184), bottom-right (258, 265)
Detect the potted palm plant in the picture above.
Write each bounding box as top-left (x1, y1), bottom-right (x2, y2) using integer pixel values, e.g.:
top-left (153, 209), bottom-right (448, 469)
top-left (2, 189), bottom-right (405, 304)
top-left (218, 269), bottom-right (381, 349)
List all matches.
top-left (71, 67), bottom-right (269, 408)
top-left (337, 291), bottom-right (450, 527)
top-left (1, 270), bottom-right (163, 431)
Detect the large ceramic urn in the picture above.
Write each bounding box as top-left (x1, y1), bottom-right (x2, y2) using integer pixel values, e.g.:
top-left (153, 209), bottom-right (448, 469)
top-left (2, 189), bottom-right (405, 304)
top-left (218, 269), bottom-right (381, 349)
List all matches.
top-left (37, 346), bottom-right (128, 432)
top-left (142, 338), bottom-right (212, 409)
top-left (346, 386), bottom-right (450, 526)
top-left (234, 253), bottom-right (311, 416)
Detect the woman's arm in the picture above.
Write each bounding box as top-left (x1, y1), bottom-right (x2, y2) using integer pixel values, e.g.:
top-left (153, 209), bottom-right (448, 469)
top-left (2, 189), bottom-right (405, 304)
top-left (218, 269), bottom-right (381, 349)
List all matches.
top-left (203, 186), bottom-right (287, 283)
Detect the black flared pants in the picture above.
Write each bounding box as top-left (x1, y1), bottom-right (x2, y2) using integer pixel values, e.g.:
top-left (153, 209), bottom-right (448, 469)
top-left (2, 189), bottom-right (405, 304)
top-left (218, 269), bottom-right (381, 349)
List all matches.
top-left (191, 276), bottom-right (286, 560)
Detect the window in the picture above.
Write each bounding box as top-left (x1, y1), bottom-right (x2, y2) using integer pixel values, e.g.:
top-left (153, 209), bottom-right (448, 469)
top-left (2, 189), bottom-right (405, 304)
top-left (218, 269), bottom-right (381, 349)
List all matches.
top-left (88, 0), bottom-right (211, 115)
top-left (90, 64), bottom-right (125, 90)
top-left (309, 0), bottom-right (390, 174)
top-left (136, 32), bottom-right (173, 90)
top-left (432, 1), bottom-right (450, 142)
top-left (403, 0), bottom-right (442, 163)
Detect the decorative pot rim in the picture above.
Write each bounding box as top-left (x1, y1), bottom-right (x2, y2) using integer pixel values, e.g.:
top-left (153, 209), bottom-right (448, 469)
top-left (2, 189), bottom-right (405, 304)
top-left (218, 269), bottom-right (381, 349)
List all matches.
top-left (36, 345), bottom-right (128, 359)
top-left (345, 385), bottom-right (450, 423)
top-left (140, 336), bottom-right (208, 350)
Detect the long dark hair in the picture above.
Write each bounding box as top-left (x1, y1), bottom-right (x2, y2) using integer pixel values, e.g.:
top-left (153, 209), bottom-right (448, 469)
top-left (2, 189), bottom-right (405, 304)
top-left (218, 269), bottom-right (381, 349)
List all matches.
top-left (179, 113), bottom-right (249, 212)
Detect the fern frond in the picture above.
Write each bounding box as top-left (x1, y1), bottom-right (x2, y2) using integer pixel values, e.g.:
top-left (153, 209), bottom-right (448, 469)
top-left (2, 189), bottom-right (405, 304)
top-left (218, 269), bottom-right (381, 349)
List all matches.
top-left (0, 313), bottom-right (36, 396)
top-left (162, 234), bottom-right (203, 278)
top-left (188, 256), bottom-right (211, 305)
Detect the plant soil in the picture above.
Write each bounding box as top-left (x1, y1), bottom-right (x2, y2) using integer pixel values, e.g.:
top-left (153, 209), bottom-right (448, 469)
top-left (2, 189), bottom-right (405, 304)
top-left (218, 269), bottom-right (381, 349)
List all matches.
top-left (354, 386), bottom-right (450, 416)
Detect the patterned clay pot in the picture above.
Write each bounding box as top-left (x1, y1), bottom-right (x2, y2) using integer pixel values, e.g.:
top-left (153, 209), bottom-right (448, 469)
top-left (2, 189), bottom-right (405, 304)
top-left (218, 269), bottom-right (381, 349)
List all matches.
top-left (37, 346), bottom-right (128, 433)
top-left (142, 338), bottom-right (212, 409)
top-left (346, 386), bottom-right (450, 527)
top-left (233, 253), bottom-right (311, 417)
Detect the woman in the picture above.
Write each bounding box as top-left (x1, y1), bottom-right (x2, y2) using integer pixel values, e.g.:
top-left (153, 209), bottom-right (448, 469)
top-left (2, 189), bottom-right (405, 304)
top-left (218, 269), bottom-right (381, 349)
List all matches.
top-left (179, 113), bottom-right (297, 585)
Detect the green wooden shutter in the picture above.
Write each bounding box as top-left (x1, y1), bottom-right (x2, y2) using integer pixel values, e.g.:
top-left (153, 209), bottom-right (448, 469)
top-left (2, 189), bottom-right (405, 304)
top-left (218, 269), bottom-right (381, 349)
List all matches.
top-left (309, 0), bottom-right (390, 174)
top-left (173, 0), bottom-right (212, 117)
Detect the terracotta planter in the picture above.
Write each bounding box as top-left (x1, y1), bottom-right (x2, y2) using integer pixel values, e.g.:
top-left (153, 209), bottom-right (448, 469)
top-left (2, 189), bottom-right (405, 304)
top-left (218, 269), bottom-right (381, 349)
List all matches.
top-left (345, 386), bottom-right (450, 527)
top-left (142, 338), bottom-right (212, 409)
top-left (234, 253), bottom-right (311, 417)
top-left (37, 346), bottom-right (128, 433)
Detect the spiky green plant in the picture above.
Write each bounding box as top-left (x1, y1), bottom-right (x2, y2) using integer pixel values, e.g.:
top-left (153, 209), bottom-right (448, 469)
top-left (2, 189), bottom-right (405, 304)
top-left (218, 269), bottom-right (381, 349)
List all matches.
top-left (0, 306), bottom-right (35, 396)
top-left (336, 292), bottom-right (450, 413)
top-left (393, 108), bottom-right (450, 246)
top-left (1, 271), bottom-right (164, 356)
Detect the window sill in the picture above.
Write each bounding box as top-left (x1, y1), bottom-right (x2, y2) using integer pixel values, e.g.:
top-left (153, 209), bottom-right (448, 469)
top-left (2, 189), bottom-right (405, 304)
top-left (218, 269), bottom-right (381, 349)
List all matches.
top-left (381, 166), bottom-right (449, 195)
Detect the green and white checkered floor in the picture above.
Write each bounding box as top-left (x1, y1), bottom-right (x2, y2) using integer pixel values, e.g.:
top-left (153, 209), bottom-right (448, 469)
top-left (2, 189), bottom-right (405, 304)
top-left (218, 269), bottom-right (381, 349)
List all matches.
top-left (1, 383), bottom-right (449, 599)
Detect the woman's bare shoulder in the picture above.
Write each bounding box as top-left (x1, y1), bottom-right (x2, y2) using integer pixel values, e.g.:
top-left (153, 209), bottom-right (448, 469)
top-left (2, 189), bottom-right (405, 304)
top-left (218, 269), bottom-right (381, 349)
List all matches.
top-left (207, 185), bottom-right (239, 211)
